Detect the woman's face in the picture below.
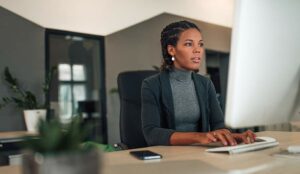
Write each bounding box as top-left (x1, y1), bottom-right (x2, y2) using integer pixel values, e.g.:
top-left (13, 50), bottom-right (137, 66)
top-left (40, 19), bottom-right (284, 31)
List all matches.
top-left (168, 28), bottom-right (204, 71)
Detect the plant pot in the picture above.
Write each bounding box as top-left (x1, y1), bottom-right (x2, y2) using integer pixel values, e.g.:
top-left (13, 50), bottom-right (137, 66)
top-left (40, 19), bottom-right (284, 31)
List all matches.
top-left (23, 109), bottom-right (47, 133)
top-left (22, 150), bottom-right (101, 174)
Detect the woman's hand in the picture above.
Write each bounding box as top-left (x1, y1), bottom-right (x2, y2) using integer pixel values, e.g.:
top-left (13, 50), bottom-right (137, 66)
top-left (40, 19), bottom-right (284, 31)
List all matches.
top-left (200, 129), bottom-right (256, 146)
top-left (197, 129), bottom-right (236, 146)
top-left (170, 129), bottom-right (256, 146)
top-left (232, 130), bottom-right (256, 144)
top-left (208, 129), bottom-right (237, 146)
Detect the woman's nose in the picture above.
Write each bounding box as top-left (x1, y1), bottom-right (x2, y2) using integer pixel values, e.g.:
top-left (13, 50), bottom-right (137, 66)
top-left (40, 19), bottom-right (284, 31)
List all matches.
top-left (193, 46), bottom-right (202, 53)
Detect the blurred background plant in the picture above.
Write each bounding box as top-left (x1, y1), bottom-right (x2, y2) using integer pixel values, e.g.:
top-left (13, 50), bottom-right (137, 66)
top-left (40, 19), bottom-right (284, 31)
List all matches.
top-left (0, 66), bottom-right (56, 110)
top-left (22, 115), bottom-right (116, 153)
top-left (22, 116), bottom-right (91, 153)
top-left (21, 116), bottom-right (103, 174)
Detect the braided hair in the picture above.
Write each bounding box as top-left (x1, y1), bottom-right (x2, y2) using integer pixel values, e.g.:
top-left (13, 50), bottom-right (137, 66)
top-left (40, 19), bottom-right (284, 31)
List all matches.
top-left (160, 20), bottom-right (201, 71)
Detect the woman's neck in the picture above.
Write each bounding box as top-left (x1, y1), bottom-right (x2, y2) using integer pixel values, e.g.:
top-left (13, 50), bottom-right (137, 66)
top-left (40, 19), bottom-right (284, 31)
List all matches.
top-left (169, 68), bottom-right (192, 82)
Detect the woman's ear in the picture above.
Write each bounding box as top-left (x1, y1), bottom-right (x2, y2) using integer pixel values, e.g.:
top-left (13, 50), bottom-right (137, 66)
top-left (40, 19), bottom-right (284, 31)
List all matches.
top-left (167, 45), bottom-right (176, 57)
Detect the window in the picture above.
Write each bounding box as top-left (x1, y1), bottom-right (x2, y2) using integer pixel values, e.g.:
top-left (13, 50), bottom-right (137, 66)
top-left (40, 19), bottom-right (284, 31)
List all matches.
top-left (58, 64), bottom-right (87, 120)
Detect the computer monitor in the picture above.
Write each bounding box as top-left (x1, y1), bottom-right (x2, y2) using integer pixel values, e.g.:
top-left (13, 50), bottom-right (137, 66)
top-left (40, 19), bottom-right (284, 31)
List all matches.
top-left (225, 0), bottom-right (300, 128)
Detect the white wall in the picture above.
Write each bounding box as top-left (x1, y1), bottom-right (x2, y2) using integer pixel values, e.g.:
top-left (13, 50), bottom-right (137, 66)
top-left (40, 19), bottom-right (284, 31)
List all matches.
top-left (0, 0), bottom-right (234, 35)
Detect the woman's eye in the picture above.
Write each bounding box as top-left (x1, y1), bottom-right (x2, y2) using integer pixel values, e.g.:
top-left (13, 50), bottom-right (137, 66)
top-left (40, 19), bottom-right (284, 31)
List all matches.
top-left (199, 43), bottom-right (204, 47)
top-left (184, 42), bottom-right (192, 46)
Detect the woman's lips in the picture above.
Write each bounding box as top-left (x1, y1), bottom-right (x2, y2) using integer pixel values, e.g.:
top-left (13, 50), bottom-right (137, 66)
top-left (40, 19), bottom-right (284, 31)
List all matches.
top-left (191, 57), bottom-right (201, 63)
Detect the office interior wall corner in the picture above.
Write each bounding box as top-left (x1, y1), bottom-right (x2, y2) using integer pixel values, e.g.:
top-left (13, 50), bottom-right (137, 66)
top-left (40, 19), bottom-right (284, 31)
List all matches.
top-left (0, 7), bottom-right (45, 131)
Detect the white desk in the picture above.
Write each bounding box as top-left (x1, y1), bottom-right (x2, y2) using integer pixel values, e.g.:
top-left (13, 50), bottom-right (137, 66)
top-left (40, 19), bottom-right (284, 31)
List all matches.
top-left (1, 131), bottom-right (300, 174)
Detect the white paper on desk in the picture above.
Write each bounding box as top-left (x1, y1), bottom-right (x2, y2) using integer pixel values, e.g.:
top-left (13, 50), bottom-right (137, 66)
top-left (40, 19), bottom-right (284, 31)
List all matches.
top-left (206, 137), bottom-right (279, 154)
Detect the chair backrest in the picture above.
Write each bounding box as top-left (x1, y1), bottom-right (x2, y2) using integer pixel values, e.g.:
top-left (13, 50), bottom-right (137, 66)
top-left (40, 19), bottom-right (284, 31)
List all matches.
top-left (118, 70), bottom-right (157, 149)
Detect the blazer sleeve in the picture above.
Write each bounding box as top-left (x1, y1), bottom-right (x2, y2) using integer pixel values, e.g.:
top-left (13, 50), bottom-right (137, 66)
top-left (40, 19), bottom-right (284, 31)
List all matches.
top-left (207, 80), bottom-right (226, 130)
top-left (141, 80), bottom-right (175, 146)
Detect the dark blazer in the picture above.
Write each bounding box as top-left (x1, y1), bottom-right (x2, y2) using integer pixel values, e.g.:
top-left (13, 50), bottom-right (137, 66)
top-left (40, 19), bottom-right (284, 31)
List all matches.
top-left (141, 70), bottom-right (225, 146)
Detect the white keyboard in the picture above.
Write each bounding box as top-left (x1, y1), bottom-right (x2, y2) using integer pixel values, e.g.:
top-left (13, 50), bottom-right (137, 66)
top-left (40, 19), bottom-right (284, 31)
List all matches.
top-left (206, 137), bottom-right (278, 154)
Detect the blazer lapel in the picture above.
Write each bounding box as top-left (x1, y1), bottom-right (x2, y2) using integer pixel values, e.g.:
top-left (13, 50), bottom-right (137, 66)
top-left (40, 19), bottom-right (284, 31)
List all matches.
top-left (192, 73), bottom-right (209, 131)
top-left (160, 71), bottom-right (175, 129)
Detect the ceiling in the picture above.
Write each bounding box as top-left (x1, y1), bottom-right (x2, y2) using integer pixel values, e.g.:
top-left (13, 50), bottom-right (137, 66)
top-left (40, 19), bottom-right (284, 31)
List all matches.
top-left (0, 0), bottom-right (235, 36)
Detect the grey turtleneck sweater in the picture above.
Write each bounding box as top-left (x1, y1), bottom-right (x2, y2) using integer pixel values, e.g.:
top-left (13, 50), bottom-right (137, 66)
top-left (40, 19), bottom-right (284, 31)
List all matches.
top-left (169, 69), bottom-right (200, 132)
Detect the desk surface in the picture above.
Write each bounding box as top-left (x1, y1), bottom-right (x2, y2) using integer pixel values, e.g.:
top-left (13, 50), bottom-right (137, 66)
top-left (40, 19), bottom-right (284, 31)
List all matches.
top-left (1, 131), bottom-right (300, 174)
top-left (0, 131), bottom-right (35, 141)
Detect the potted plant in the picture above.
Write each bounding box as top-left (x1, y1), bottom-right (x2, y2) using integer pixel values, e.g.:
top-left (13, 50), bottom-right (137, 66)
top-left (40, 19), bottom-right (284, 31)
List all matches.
top-left (22, 116), bottom-right (101, 174)
top-left (0, 67), bottom-right (56, 132)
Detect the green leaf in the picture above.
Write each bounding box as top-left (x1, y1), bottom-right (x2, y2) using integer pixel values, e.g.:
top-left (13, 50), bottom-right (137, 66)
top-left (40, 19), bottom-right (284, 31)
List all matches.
top-left (25, 91), bottom-right (38, 109)
top-left (0, 97), bottom-right (12, 109)
top-left (4, 67), bottom-right (18, 86)
top-left (43, 66), bottom-right (57, 108)
top-left (11, 97), bottom-right (26, 108)
top-left (2, 97), bottom-right (12, 103)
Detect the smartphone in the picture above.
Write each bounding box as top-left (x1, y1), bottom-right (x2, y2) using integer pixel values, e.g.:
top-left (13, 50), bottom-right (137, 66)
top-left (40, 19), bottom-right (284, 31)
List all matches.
top-left (129, 150), bottom-right (162, 160)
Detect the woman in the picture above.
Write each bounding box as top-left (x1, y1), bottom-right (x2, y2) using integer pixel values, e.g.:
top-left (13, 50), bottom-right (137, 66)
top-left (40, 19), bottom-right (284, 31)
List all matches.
top-left (141, 20), bottom-right (255, 146)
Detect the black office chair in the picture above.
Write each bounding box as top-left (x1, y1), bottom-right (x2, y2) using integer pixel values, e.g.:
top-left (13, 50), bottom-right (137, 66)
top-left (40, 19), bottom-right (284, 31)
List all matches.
top-left (117, 70), bottom-right (158, 149)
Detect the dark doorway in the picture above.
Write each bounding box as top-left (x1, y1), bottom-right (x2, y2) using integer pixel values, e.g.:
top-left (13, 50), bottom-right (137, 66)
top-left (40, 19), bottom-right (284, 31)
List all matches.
top-left (206, 50), bottom-right (229, 112)
top-left (45, 29), bottom-right (107, 143)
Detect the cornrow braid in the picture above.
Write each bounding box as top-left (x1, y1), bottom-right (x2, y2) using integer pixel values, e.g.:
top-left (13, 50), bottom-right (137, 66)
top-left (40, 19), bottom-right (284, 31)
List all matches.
top-left (160, 20), bottom-right (201, 71)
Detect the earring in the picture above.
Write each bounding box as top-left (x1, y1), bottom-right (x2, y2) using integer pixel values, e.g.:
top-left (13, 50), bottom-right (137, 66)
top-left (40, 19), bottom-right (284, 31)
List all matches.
top-left (171, 56), bottom-right (175, 61)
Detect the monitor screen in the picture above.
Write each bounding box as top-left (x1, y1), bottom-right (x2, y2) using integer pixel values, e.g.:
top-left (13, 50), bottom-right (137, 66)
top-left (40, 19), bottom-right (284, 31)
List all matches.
top-left (225, 0), bottom-right (300, 128)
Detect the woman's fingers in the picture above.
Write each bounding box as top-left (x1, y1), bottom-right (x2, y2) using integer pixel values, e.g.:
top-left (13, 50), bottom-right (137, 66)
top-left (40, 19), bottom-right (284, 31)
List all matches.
top-left (232, 130), bottom-right (257, 144)
top-left (212, 129), bottom-right (236, 146)
top-left (215, 133), bottom-right (229, 146)
top-left (206, 132), bottom-right (217, 142)
top-left (233, 133), bottom-right (250, 144)
top-left (224, 133), bottom-right (237, 146)
top-left (208, 129), bottom-right (257, 146)
top-left (245, 130), bottom-right (256, 143)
